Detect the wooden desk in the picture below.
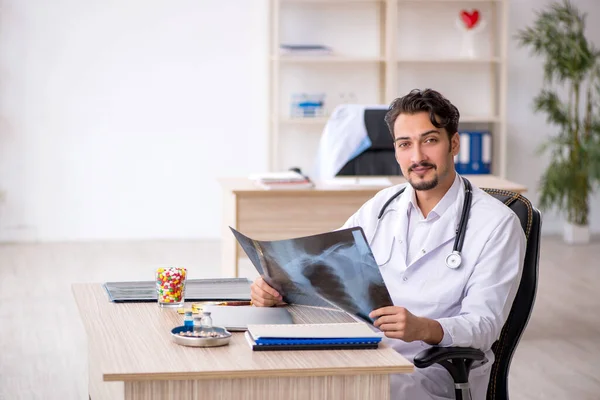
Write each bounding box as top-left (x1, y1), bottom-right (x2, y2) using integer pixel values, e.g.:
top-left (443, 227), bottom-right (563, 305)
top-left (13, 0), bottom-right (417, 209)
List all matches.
top-left (73, 283), bottom-right (413, 400)
top-left (219, 175), bottom-right (527, 277)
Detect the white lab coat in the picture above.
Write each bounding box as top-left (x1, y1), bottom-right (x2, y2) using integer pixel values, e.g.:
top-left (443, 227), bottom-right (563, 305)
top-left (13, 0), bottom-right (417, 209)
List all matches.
top-left (340, 174), bottom-right (526, 400)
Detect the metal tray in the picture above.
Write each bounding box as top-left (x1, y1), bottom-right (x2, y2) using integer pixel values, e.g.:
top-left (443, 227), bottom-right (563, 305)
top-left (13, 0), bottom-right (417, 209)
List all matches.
top-left (171, 326), bottom-right (232, 348)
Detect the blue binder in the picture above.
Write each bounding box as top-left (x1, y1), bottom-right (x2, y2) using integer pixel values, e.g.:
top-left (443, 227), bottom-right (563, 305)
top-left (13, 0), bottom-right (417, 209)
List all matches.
top-left (455, 131), bottom-right (492, 174)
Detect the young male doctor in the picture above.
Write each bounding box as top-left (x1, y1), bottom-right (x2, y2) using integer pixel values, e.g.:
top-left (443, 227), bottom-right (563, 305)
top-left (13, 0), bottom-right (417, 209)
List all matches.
top-left (250, 89), bottom-right (526, 400)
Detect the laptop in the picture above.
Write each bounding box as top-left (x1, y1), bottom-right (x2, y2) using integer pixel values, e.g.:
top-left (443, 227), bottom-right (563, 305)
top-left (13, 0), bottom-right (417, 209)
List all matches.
top-left (201, 305), bottom-right (294, 331)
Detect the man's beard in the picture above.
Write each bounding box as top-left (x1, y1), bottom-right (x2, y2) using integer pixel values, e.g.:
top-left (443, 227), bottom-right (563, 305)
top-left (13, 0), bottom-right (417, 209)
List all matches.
top-left (409, 176), bottom-right (439, 191)
top-left (408, 162), bottom-right (438, 191)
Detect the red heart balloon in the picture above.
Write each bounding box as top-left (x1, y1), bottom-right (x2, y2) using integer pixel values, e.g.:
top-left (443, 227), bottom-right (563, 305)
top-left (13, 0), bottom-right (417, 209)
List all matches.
top-left (460, 10), bottom-right (480, 29)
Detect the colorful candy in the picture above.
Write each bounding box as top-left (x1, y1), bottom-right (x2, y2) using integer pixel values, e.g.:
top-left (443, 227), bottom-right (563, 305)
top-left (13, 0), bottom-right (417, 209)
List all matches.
top-left (156, 267), bottom-right (187, 306)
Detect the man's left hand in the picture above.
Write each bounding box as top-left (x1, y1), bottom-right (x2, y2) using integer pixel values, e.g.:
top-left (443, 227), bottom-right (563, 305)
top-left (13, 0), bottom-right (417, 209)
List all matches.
top-left (369, 306), bottom-right (443, 344)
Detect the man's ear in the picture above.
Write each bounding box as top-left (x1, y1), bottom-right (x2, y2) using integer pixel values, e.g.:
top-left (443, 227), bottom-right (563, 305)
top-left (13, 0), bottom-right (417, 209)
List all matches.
top-left (450, 132), bottom-right (460, 156)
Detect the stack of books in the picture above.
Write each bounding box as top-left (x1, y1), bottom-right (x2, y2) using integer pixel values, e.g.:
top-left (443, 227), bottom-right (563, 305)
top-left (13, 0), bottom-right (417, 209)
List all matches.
top-left (248, 171), bottom-right (314, 190)
top-left (244, 322), bottom-right (382, 351)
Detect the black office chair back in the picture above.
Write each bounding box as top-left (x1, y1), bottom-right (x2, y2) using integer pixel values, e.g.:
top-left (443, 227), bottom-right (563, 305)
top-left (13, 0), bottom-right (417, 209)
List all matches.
top-left (337, 109), bottom-right (401, 176)
top-left (482, 188), bottom-right (541, 400)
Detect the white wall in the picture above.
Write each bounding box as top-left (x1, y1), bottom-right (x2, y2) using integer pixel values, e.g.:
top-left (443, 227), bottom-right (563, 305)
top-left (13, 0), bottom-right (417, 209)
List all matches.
top-left (0, 0), bottom-right (598, 242)
top-left (507, 0), bottom-right (600, 234)
top-left (0, 0), bottom-right (269, 241)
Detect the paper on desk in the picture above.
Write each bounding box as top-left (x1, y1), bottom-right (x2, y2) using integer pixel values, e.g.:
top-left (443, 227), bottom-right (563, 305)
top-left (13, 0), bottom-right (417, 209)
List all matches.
top-left (248, 171), bottom-right (305, 182)
top-left (324, 177), bottom-right (393, 186)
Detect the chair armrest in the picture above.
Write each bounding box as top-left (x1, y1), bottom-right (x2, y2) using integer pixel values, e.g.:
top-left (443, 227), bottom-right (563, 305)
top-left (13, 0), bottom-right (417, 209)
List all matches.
top-left (413, 346), bottom-right (485, 368)
top-left (414, 347), bottom-right (487, 400)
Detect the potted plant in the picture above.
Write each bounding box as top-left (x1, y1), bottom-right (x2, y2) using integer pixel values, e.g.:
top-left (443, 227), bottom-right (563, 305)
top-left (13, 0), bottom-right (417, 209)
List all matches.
top-left (515, 0), bottom-right (600, 244)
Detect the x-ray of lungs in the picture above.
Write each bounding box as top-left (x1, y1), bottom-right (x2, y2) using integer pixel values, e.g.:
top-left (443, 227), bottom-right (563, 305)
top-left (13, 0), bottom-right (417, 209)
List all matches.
top-left (229, 226), bottom-right (393, 324)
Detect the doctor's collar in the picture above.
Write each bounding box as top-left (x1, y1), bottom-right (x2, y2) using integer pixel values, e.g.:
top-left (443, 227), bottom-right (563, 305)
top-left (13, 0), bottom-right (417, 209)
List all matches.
top-left (406, 174), bottom-right (462, 220)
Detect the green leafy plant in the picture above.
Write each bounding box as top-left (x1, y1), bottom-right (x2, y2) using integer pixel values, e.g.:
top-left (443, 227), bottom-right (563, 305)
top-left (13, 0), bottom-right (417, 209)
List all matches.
top-left (515, 0), bottom-right (600, 226)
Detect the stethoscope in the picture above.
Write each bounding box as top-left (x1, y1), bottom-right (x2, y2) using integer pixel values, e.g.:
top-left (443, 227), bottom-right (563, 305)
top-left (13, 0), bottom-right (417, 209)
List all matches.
top-left (374, 177), bottom-right (473, 269)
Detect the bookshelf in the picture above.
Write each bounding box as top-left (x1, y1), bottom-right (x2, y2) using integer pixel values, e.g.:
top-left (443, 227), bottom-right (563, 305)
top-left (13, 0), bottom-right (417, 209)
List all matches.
top-left (268, 0), bottom-right (508, 179)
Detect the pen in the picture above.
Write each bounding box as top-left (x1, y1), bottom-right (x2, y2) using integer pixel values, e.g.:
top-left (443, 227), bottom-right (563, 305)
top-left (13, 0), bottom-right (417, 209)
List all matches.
top-left (215, 301), bottom-right (253, 306)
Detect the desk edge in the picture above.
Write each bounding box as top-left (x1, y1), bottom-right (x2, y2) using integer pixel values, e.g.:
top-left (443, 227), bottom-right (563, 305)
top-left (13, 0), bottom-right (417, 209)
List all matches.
top-left (104, 364), bottom-right (415, 382)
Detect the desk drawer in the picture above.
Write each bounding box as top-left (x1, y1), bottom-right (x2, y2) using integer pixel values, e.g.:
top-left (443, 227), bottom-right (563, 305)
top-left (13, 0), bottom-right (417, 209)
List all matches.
top-left (237, 193), bottom-right (375, 240)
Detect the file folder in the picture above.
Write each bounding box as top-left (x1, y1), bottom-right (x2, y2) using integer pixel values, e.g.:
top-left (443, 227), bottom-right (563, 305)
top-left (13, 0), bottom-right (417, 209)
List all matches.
top-left (455, 130), bottom-right (492, 174)
top-left (455, 132), bottom-right (471, 174)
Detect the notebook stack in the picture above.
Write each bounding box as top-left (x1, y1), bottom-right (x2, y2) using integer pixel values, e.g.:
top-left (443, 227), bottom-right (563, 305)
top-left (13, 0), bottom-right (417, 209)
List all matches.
top-left (244, 322), bottom-right (382, 351)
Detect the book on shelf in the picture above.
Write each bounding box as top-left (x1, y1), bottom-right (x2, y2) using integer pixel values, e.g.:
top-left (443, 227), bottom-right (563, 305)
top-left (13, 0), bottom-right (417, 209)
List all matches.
top-left (279, 44), bottom-right (333, 56)
top-left (248, 170), bottom-right (314, 190)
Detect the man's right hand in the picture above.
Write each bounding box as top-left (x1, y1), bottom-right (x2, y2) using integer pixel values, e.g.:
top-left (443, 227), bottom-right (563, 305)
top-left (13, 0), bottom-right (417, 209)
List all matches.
top-left (250, 276), bottom-right (284, 307)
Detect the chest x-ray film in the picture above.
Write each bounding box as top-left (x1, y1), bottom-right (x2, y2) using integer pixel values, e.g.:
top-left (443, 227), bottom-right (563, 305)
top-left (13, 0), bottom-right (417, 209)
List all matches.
top-left (229, 226), bottom-right (393, 324)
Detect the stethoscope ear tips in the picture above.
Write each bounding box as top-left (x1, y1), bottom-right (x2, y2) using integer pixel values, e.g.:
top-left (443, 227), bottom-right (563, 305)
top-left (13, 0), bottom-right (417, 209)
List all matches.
top-left (446, 251), bottom-right (462, 269)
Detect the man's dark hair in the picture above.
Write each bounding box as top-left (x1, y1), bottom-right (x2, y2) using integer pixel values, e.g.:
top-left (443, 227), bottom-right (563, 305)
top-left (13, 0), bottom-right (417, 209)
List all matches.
top-left (384, 89), bottom-right (460, 140)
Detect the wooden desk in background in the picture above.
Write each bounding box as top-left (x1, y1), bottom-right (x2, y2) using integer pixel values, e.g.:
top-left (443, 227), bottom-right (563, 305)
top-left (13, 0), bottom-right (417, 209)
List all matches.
top-left (73, 283), bottom-right (413, 400)
top-left (219, 175), bottom-right (527, 277)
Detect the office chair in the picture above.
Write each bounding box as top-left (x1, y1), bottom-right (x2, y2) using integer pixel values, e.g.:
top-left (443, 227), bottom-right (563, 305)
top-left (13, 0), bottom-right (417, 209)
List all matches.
top-left (337, 109), bottom-right (401, 176)
top-left (414, 189), bottom-right (542, 400)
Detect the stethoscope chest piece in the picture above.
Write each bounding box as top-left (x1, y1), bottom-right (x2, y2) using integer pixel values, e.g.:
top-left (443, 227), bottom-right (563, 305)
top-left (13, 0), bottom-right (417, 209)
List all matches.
top-left (445, 251), bottom-right (462, 269)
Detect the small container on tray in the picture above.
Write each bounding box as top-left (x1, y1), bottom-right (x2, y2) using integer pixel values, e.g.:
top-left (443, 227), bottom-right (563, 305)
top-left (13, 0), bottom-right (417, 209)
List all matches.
top-left (171, 326), bottom-right (232, 348)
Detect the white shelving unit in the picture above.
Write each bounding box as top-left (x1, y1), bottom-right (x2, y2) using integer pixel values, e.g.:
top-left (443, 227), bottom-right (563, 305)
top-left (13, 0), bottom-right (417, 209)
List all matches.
top-left (268, 0), bottom-right (509, 178)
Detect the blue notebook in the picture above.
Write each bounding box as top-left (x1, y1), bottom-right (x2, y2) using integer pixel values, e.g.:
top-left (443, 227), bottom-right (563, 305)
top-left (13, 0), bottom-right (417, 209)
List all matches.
top-left (244, 333), bottom-right (381, 351)
top-left (253, 337), bottom-right (381, 346)
top-left (245, 323), bottom-right (382, 351)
